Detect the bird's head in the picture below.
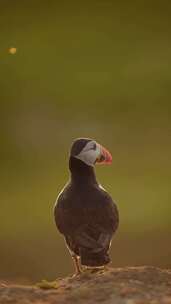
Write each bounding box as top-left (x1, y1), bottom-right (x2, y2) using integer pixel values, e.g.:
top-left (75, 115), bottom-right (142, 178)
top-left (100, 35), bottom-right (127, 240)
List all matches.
top-left (70, 138), bottom-right (112, 167)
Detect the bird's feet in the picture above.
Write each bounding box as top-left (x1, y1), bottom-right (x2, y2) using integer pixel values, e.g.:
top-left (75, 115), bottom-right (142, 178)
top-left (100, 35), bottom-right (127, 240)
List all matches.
top-left (83, 265), bottom-right (108, 274)
top-left (71, 270), bottom-right (82, 278)
top-left (72, 255), bottom-right (83, 276)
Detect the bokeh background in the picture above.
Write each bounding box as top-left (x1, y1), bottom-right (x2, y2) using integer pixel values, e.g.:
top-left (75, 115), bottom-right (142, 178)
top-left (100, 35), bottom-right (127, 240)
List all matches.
top-left (0, 0), bottom-right (171, 283)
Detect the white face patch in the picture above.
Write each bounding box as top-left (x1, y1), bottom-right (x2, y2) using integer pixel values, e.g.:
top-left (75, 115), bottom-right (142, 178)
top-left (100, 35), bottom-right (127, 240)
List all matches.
top-left (75, 141), bottom-right (101, 166)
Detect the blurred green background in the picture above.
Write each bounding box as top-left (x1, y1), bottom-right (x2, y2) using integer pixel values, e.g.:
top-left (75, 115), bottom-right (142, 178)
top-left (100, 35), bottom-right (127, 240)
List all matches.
top-left (0, 0), bottom-right (171, 283)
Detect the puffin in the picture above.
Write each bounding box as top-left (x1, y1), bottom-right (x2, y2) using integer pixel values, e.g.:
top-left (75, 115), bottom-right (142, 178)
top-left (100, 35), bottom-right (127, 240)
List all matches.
top-left (54, 138), bottom-right (119, 274)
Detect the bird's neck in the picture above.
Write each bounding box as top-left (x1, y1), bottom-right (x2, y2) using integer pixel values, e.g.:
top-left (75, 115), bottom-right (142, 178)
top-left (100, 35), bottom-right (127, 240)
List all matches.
top-left (69, 157), bottom-right (98, 185)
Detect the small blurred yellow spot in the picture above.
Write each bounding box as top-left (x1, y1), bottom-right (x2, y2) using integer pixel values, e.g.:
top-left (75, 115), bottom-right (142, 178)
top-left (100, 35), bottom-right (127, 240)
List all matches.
top-left (9, 47), bottom-right (17, 54)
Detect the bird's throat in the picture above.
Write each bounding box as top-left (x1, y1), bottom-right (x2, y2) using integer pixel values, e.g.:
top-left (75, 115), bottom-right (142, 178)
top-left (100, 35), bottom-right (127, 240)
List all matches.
top-left (69, 157), bottom-right (97, 185)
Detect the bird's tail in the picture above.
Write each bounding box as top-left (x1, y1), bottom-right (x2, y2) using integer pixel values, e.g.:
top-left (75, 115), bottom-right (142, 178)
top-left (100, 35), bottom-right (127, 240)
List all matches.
top-left (80, 248), bottom-right (110, 267)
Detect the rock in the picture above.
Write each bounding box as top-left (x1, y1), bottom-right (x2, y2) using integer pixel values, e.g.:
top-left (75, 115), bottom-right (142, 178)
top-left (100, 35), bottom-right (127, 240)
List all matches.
top-left (0, 266), bottom-right (171, 304)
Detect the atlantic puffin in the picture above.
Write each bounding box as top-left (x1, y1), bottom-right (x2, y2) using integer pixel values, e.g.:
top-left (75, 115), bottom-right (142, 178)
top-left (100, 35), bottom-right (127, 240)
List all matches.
top-left (54, 138), bottom-right (119, 274)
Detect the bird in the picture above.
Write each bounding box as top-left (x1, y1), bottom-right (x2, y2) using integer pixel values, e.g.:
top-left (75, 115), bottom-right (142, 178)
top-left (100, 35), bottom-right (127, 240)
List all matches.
top-left (54, 138), bottom-right (119, 274)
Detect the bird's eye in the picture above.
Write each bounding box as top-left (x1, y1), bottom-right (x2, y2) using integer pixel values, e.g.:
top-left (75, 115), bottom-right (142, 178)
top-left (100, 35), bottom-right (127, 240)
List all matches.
top-left (92, 143), bottom-right (96, 150)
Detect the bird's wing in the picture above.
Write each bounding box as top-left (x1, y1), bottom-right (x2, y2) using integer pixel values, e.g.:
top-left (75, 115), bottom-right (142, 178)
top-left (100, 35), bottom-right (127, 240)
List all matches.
top-left (55, 188), bottom-right (119, 253)
top-left (73, 229), bottom-right (112, 253)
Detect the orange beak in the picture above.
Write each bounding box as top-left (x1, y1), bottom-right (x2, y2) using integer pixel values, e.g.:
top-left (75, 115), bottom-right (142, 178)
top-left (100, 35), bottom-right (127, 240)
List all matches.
top-left (96, 145), bottom-right (112, 165)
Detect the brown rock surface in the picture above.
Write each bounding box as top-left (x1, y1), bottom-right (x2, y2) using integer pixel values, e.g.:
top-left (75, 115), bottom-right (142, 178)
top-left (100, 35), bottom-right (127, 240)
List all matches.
top-left (0, 266), bottom-right (171, 304)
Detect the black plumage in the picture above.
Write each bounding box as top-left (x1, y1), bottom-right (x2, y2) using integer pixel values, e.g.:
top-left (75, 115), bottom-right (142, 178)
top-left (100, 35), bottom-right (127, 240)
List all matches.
top-left (54, 139), bottom-right (119, 272)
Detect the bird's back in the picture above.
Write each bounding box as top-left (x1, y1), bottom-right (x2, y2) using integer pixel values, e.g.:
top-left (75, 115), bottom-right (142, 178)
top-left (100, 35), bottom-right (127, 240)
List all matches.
top-left (54, 182), bottom-right (119, 266)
